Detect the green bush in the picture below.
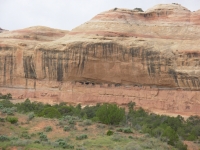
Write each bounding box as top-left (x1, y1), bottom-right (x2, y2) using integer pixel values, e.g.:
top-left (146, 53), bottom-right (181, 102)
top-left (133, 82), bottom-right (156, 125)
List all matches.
top-left (96, 124), bottom-right (105, 129)
top-left (0, 99), bottom-right (14, 108)
top-left (39, 133), bottom-right (48, 141)
top-left (0, 93), bottom-right (12, 100)
top-left (28, 112), bottom-right (35, 121)
top-left (106, 130), bottom-right (114, 136)
top-left (83, 119), bottom-right (92, 126)
top-left (6, 116), bottom-right (18, 124)
top-left (133, 8), bottom-right (144, 12)
top-left (0, 135), bottom-right (10, 142)
top-left (117, 128), bottom-right (133, 133)
top-left (76, 134), bottom-right (88, 140)
top-left (96, 103), bottom-right (125, 125)
top-left (39, 107), bottom-right (61, 118)
top-left (0, 117), bottom-right (5, 122)
top-left (34, 140), bottom-right (40, 144)
top-left (20, 131), bottom-right (31, 139)
top-left (58, 105), bottom-right (73, 116)
top-left (53, 139), bottom-right (74, 149)
top-left (175, 141), bottom-right (187, 150)
top-left (12, 139), bottom-right (30, 146)
top-left (63, 126), bottom-right (70, 131)
top-left (111, 134), bottom-right (123, 142)
top-left (128, 136), bottom-right (133, 139)
top-left (44, 126), bottom-right (53, 132)
top-left (68, 119), bottom-right (76, 125)
top-left (116, 128), bottom-right (123, 132)
top-left (123, 128), bottom-right (133, 133)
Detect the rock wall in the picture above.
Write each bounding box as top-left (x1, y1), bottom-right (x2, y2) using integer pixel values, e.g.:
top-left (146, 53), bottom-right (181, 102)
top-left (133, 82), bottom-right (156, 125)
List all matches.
top-left (1, 4), bottom-right (200, 115)
top-left (1, 82), bottom-right (200, 115)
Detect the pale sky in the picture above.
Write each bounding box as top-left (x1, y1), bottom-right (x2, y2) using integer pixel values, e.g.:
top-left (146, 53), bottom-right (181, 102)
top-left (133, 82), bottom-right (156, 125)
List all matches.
top-left (0, 0), bottom-right (199, 31)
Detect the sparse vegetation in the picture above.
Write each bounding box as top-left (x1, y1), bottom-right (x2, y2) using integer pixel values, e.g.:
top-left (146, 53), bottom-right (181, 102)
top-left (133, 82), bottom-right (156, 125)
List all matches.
top-left (0, 94), bottom-right (199, 149)
top-left (0, 93), bottom-right (12, 100)
top-left (6, 116), bottom-right (18, 124)
top-left (133, 8), bottom-right (144, 12)
top-left (96, 103), bottom-right (125, 125)
top-left (106, 130), bottom-right (114, 136)
top-left (44, 126), bottom-right (53, 132)
top-left (76, 134), bottom-right (88, 140)
top-left (28, 112), bottom-right (35, 121)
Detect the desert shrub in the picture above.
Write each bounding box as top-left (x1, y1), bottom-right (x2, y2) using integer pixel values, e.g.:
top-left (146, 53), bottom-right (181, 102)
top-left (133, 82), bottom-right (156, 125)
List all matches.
top-left (96, 124), bottom-right (105, 129)
top-left (76, 146), bottom-right (86, 150)
top-left (84, 127), bottom-right (88, 131)
top-left (6, 116), bottom-right (18, 124)
top-left (116, 128), bottom-right (123, 132)
top-left (141, 141), bottom-right (154, 149)
top-left (16, 99), bottom-right (46, 114)
top-left (186, 133), bottom-right (197, 141)
top-left (68, 119), bottom-right (76, 125)
top-left (123, 128), bottom-right (133, 133)
top-left (39, 133), bottom-right (48, 141)
top-left (0, 99), bottom-right (14, 108)
top-left (62, 115), bottom-right (79, 123)
top-left (58, 105), bottom-right (73, 116)
top-left (53, 139), bottom-right (74, 149)
top-left (125, 142), bottom-right (143, 150)
top-left (34, 140), bottom-right (40, 144)
top-left (11, 139), bottom-right (30, 146)
top-left (175, 141), bottom-right (187, 150)
top-left (111, 134), bottom-right (123, 142)
top-left (28, 112), bottom-right (35, 121)
top-left (187, 115), bottom-right (200, 125)
top-left (2, 107), bottom-right (17, 115)
top-left (133, 8), bottom-right (144, 12)
top-left (0, 135), bottom-right (10, 142)
top-left (63, 126), bottom-right (70, 131)
top-left (20, 131), bottom-right (31, 139)
top-left (0, 117), bottom-right (5, 122)
top-left (30, 133), bottom-right (36, 137)
top-left (128, 136), bottom-right (133, 139)
top-left (96, 103), bottom-right (125, 125)
top-left (44, 126), bottom-right (53, 132)
top-left (116, 128), bottom-right (133, 133)
top-left (82, 104), bottom-right (100, 119)
top-left (2, 108), bottom-right (14, 115)
top-left (83, 119), bottom-right (92, 126)
top-left (106, 130), bottom-right (114, 136)
top-left (39, 107), bottom-right (61, 118)
top-left (0, 93), bottom-right (12, 100)
top-left (76, 134), bottom-right (88, 140)
top-left (16, 99), bottom-right (35, 113)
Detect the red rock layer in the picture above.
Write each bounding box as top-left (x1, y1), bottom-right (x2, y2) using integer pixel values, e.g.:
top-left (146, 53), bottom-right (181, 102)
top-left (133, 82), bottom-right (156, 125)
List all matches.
top-left (0, 4), bottom-right (200, 116)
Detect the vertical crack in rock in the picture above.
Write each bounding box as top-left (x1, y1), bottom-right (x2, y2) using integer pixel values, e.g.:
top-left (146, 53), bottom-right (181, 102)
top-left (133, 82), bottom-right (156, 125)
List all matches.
top-left (23, 56), bottom-right (37, 79)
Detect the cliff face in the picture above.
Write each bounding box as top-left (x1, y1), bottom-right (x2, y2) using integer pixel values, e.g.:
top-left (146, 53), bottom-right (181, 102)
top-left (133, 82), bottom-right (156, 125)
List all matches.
top-left (1, 4), bottom-right (200, 115)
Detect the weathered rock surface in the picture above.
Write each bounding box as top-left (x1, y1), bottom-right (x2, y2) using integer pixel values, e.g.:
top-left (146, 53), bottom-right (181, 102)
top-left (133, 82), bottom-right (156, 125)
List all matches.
top-left (1, 4), bottom-right (200, 115)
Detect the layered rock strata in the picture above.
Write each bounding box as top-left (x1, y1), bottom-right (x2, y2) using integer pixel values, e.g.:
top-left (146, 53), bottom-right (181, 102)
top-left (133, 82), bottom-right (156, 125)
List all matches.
top-left (1, 4), bottom-right (200, 115)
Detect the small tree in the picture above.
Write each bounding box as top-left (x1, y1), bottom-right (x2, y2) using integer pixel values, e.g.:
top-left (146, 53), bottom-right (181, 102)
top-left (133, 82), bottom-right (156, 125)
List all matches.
top-left (39, 107), bottom-right (61, 118)
top-left (128, 101), bottom-right (136, 113)
top-left (96, 103), bottom-right (125, 125)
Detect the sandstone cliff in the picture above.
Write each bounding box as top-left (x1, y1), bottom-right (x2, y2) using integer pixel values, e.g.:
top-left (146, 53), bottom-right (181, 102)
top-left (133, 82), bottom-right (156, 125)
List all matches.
top-left (1, 4), bottom-right (200, 115)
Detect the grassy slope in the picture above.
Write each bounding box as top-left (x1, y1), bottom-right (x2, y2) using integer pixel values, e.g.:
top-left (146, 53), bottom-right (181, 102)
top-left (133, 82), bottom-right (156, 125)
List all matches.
top-left (0, 112), bottom-right (175, 150)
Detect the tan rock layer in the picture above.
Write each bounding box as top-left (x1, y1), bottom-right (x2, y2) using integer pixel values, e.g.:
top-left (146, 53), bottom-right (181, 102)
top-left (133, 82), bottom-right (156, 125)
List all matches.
top-left (0, 4), bottom-right (200, 115)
